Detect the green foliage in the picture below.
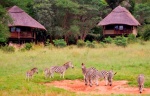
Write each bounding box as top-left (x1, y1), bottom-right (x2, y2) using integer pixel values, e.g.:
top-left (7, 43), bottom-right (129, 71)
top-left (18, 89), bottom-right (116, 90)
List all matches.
top-left (114, 36), bottom-right (128, 47)
top-left (127, 34), bottom-right (137, 43)
top-left (1, 45), bottom-right (15, 53)
top-left (104, 36), bottom-right (113, 44)
top-left (86, 40), bottom-right (95, 48)
top-left (77, 40), bottom-right (86, 48)
top-left (0, 5), bottom-right (10, 42)
top-left (45, 39), bottom-right (50, 46)
top-left (25, 43), bottom-right (32, 50)
top-left (53, 39), bottom-right (67, 48)
top-left (142, 25), bottom-right (150, 41)
top-left (134, 3), bottom-right (150, 24)
top-left (100, 42), bottom-right (107, 48)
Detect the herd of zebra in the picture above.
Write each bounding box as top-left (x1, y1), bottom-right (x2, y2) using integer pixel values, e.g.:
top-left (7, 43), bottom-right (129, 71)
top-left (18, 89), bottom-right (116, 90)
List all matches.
top-left (26, 61), bottom-right (145, 93)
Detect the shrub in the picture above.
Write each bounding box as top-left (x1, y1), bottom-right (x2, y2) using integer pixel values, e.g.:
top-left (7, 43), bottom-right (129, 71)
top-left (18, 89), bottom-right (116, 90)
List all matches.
top-left (127, 34), bottom-right (137, 43)
top-left (114, 36), bottom-right (128, 47)
top-left (99, 42), bottom-right (107, 48)
top-left (45, 39), bottom-right (50, 46)
top-left (1, 45), bottom-right (15, 53)
top-left (104, 36), bottom-right (113, 44)
top-left (25, 43), bottom-right (32, 50)
top-left (142, 26), bottom-right (150, 41)
top-left (86, 40), bottom-right (95, 48)
top-left (53, 39), bottom-right (67, 48)
top-left (77, 40), bottom-right (86, 48)
top-left (47, 43), bottom-right (54, 49)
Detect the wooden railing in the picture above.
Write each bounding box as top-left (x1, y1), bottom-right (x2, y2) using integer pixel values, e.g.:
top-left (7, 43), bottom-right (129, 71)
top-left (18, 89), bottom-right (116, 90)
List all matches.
top-left (104, 29), bottom-right (132, 35)
top-left (10, 31), bottom-right (34, 38)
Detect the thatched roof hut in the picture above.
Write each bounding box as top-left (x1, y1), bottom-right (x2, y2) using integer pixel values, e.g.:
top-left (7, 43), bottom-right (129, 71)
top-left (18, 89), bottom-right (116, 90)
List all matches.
top-left (98, 6), bottom-right (140, 36)
top-left (8, 5), bottom-right (46, 30)
top-left (7, 5), bottom-right (46, 43)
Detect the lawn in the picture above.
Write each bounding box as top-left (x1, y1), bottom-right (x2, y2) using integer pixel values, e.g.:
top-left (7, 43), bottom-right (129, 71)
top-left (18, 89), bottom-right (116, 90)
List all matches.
top-left (0, 41), bottom-right (150, 96)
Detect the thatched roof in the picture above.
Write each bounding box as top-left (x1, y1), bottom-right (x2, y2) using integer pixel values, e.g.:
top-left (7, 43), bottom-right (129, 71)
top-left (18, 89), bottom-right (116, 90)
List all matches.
top-left (8, 5), bottom-right (46, 30)
top-left (98, 6), bottom-right (140, 26)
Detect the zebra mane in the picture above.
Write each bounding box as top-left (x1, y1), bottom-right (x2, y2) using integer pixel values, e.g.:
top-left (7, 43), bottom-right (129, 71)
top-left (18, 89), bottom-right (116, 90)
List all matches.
top-left (81, 63), bottom-right (86, 74)
top-left (31, 67), bottom-right (38, 71)
top-left (63, 62), bottom-right (71, 69)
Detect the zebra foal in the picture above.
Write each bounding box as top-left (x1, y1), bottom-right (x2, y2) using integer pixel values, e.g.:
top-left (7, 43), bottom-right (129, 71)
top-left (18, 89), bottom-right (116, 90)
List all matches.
top-left (50, 61), bottom-right (74, 78)
top-left (26, 67), bottom-right (38, 81)
top-left (137, 74), bottom-right (145, 93)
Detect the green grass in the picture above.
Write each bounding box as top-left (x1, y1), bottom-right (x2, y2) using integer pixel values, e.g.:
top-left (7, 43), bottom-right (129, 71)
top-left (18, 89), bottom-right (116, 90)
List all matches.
top-left (0, 41), bottom-right (150, 96)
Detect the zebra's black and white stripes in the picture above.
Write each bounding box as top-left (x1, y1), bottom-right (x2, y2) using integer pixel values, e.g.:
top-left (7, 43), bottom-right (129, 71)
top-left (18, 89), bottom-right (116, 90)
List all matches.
top-left (81, 63), bottom-right (95, 82)
top-left (137, 74), bottom-right (145, 93)
top-left (50, 61), bottom-right (74, 78)
top-left (82, 63), bottom-right (117, 87)
top-left (26, 67), bottom-right (38, 81)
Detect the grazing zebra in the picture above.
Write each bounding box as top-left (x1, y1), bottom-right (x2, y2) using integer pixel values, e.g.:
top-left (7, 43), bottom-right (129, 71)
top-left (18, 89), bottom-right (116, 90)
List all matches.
top-left (85, 69), bottom-right (117, 87)
top-left (81, 63), bottom-right (95, 82)
top-left (50, 61), bottom-right (74, 78)
top-left (26, 67), bottom-right (38, 81)
top-left (107, 70), bottom-right (117, 86)
top-left (137, 74), bottom-right (145, 93)
top-left (44, 68), bottom-right (51, 79)
top-left (100, 70), bottom-right (109, 86)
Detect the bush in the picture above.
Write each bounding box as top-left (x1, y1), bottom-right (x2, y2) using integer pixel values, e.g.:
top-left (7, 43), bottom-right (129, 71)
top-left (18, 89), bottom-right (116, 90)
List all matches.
top-left (45, 39), bottom-right (50, 46)
top-left (1, 45), bottom-right (15, 53)
top-left (128, 34), bottom-right (137, 43)
top-left (86, 40), bottom-right (95, 48)
top-left (77, 40), bottom-right (86, 48)
top-left (142, 26), bottom-right (150, 41)
top-left (104, 36), bottom-right (113, 44)
top-left (99, 42), bottom-right (107, 48)
top-left (25, 43), bottom-right (32, 50)
top-left (114, 36), bottom-right (128, 47)
top-left (53, 39), bottom-right (67, 48)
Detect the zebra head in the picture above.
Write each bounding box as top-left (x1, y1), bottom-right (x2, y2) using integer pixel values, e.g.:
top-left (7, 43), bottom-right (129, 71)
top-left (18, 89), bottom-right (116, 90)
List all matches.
top-left (64, 61), bottom-right (74, 69)
top-left (81, 63), bottom-right (85, 69)
top-left (31, 67), bottom-right (38, 74)
top-left (69, 61), bottom-right (74, 68)
top-left (108, 70), bottom-right (117, 86)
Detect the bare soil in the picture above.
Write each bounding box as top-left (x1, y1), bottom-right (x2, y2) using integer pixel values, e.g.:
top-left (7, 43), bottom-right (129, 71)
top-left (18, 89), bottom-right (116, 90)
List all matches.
top-left (44, 80), bottom-right (150, 95)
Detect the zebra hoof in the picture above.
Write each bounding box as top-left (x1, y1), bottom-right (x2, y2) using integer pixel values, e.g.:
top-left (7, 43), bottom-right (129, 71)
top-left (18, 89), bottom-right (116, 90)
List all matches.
top-left (110, 84), bottom-right (112, 86)
top-left (140, 91), bottom-right (142, 94)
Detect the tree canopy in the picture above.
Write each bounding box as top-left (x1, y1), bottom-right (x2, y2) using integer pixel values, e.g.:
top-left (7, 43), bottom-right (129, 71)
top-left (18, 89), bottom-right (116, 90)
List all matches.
top-left (0, 0), bottom-right (150, 43)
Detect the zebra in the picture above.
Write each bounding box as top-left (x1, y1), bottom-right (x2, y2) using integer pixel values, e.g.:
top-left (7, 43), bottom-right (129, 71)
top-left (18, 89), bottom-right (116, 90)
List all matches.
top-left (84, 68), bottom-right (102, 87)
top-left (50, 61), bottom-right (74, 78)
top-left (107, 70), bottom-right (117, 86)
top-left (26, 67), bottom-right (38, 81)
top-left (85, 69), bottom-right (117, 87)
top-left (137, 74), bottom-right (145, 93)
top-left (44, 68), bottom-right (51, 79)
top-left (81, 63), bottom-right (95, 82)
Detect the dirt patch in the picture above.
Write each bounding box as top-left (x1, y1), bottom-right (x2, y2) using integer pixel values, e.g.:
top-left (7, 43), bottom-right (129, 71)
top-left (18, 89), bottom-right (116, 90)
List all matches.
top-left (44, 80), bottom-right (150, 95)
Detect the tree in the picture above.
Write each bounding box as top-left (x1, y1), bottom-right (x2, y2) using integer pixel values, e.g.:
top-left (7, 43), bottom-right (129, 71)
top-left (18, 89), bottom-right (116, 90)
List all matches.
top-left (76, 0), bottom-right (109, 40)
top-left (33, 0), bottom-right (54, 41)
top-left (0, 5), bottom-right (10, 42)
top-left (134, 3), bottom-right (150, 25)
